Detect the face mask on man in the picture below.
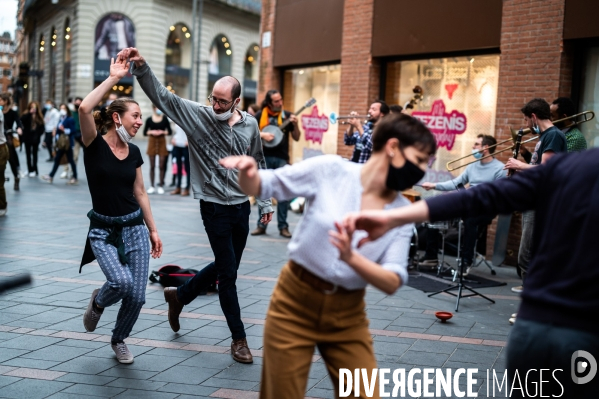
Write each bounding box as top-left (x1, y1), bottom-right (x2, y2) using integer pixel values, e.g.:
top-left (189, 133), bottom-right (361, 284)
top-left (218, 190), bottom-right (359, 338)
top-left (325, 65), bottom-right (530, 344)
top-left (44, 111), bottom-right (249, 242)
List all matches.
top-left (472, 148), bottom-right (483, 159)
top-left (116, 114), bottom-right (133, 143)
top-left (45, 104), bottom-right (52, 110)
top-left (385, 149), bottom-right (426, 191)
top-left (211, 100), bottom-right (238, 121)
top-left (156, 109), bottom-right (163, 116)
top-left (531, 117), bottom-right (541, 134)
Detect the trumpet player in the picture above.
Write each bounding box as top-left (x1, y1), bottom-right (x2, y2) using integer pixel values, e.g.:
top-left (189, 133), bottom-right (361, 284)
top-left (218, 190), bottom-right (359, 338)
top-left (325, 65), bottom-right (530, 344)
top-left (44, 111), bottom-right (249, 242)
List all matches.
top-left (344, 100), bottom-right (389, 163)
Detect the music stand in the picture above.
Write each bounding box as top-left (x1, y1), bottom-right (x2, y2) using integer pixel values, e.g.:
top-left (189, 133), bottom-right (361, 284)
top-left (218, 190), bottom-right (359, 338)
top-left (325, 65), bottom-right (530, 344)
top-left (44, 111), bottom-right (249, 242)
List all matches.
top-left (428, 220), bottom-right (496, 312)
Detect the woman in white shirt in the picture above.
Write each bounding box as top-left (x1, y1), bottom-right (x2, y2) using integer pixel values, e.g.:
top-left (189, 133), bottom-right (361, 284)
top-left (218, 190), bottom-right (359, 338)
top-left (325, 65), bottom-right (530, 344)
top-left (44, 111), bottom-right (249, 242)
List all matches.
top-left (220, 114), bottom-right (436, 399)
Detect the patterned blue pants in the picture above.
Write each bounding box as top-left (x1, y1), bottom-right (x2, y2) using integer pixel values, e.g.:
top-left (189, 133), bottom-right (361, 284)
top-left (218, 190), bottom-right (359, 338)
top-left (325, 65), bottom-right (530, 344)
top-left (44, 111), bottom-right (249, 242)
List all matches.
top-left (89, 209), bottom-right (150, 342)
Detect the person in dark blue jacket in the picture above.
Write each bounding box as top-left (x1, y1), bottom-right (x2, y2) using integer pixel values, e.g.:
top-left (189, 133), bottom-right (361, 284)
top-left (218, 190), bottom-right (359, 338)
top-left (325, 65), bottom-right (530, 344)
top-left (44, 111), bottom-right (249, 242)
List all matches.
top-left (42, 103), bottom-right (78, 184)
top-left (343, 149), bottom-right (599, 398)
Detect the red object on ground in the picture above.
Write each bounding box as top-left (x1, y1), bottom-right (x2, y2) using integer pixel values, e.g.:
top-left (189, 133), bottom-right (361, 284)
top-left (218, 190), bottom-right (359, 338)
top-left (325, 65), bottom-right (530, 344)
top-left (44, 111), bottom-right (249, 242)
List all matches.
top-left (435, 311), bottom-right (453, 322)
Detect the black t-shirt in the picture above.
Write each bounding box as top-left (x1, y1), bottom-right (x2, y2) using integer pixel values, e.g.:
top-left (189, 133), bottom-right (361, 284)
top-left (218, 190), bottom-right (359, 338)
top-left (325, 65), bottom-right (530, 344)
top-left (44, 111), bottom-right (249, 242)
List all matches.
top-left (3, 109), bottom-right (24, 133)
top-left (143, 116), bottom-right (172, 136)
top-left (83, 134), bottom-right (144, 216)
top-left (530, 126), bottom-right (567, 165)
top-left (255, 110), bottom-right (294, 161)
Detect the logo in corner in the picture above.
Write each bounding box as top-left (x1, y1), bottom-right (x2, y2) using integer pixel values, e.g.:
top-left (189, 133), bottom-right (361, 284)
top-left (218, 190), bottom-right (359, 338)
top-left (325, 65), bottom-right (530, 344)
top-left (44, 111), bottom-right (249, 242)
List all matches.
top-left (571, 350), bottom-right (597, 385)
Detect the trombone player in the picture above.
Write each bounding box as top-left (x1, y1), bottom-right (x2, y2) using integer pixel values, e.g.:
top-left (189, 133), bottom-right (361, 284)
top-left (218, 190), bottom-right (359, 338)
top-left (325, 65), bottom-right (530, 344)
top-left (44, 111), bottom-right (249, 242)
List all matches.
top-left (419, 135), bottom-right (505, 274)
top-left (504, 98), bottom-right (566, 324)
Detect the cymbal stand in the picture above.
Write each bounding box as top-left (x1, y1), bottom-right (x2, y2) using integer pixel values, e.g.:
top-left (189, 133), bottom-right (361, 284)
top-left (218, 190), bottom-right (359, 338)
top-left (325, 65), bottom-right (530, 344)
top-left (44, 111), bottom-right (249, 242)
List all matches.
top-left (436, 224), bottom-right (454, 277)
top-left (428, 220), bottom-right (496, 312)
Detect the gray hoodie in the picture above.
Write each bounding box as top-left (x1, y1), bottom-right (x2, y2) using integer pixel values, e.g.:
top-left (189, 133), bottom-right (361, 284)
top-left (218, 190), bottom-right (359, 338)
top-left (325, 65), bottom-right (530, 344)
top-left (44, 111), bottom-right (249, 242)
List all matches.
top-left (132, 63), bottom-right (273, 214)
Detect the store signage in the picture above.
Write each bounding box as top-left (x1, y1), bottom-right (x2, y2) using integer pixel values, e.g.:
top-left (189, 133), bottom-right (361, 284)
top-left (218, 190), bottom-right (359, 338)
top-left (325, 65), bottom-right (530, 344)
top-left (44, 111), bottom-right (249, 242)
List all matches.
top-left (413, 100), bottom-right (467, 150)
top-left (301, 105), bottom-right (329, 144)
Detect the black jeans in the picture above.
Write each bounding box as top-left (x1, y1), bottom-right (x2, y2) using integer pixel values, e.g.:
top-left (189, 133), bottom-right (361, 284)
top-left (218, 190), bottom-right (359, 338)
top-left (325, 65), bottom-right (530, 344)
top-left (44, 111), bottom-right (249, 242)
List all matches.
top-left (461, 215), bottom-right (492, 266)
top-left (257, 156), bottom-right (289, 231)
top-left (24, 139), bottom-right (40, 174)
top-left (49, 147), bottom-right (77, 179)
top-left (5, 139), bottom-right (20, 178)
top-left (172, 146), bottom-right (190, 189)
top-left (424, 215), bottom-right (492, 265)
top-left (507, 318), bottom-right (599, 398)
top-left (44, 132), bottom-right (54, 160)
top-left (177, 200), bottom-right (250, 340)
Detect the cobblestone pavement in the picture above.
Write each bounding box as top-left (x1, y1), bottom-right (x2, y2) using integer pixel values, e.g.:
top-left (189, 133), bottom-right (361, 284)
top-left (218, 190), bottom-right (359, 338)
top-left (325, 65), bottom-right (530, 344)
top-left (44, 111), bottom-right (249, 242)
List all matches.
top-left (0, 140), bottom-right (521, 398)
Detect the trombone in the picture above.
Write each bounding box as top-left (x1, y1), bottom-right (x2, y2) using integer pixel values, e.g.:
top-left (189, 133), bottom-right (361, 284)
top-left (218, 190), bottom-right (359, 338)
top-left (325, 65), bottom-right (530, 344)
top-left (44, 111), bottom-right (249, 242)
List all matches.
top-left (446, 110), bottom-right (595, 171)
top-left (329, 112), bottom-right (370, 125)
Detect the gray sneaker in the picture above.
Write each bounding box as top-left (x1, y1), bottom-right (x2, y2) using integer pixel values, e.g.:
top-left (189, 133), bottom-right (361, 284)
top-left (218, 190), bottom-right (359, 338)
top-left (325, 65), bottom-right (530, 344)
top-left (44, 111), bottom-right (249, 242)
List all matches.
top-left (83, 288), bottom-right (102, 332)
top-left (111, 342), bottom-right (134, 364)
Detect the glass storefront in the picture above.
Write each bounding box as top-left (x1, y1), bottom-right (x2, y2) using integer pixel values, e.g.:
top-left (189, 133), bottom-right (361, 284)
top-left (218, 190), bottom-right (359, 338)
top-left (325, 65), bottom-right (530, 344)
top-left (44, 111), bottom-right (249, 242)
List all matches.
top-left (578, 46), bottom-right (599, 148)
top-left (284, 64), bottom-right (340, 164)
top-left (387, 55), bottom-right (500, 193)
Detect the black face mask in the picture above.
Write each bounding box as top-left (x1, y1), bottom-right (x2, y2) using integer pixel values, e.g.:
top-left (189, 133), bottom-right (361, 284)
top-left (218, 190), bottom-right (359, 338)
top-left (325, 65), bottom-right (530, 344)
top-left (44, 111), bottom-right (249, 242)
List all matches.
top-left (385, 156), bottom-right (425, 192)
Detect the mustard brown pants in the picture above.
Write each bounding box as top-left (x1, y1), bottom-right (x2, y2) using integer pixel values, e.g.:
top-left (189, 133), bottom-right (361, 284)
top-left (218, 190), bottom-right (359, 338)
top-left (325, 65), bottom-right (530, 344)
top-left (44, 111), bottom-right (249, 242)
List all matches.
top-left (260, 262), bottom-right (379, 399)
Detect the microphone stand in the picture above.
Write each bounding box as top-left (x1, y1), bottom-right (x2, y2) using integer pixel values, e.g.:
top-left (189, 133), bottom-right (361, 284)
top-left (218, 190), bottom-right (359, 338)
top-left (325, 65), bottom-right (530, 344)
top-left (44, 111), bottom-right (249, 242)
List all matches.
top-left (428, 220), bottom-right (495, 312)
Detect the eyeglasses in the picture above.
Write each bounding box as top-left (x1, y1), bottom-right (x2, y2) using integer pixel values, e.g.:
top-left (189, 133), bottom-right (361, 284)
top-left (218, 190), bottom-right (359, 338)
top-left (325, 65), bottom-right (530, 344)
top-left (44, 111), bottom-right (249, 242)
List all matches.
top-left (208, 95), bottom-right (234, 108)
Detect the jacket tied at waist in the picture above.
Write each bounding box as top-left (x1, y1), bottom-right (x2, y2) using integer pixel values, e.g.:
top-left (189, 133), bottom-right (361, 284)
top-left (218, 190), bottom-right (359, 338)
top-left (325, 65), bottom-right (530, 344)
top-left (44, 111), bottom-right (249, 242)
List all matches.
top-left (80, 209), bottom-right (145, 272)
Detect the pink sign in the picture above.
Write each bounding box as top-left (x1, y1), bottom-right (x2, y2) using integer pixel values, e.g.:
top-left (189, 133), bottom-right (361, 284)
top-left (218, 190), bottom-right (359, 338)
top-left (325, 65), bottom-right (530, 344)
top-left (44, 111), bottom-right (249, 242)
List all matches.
top-left (412, 100), bottom-right (467, 150)
top-left (301, 105), bottom-right (329, 144)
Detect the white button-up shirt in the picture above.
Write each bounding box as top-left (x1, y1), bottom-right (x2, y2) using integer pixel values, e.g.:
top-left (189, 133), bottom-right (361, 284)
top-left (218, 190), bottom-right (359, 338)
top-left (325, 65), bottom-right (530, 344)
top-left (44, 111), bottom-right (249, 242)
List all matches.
top-left (259, 155), bottom-right (411, 290)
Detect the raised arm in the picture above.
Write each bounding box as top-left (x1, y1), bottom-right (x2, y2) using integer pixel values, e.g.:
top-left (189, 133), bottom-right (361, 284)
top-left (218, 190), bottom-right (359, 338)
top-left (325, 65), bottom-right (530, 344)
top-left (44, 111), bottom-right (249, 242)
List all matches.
top-left (78, 57), bottom-right (131, 147)
top-left (119, 47), bottom-right (200, 135)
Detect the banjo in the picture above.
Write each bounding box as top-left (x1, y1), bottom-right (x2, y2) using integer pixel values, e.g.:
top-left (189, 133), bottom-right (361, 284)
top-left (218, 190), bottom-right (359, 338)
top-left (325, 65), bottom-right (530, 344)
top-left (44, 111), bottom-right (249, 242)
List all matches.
top-left (262, 97), bottom-right (316, 148)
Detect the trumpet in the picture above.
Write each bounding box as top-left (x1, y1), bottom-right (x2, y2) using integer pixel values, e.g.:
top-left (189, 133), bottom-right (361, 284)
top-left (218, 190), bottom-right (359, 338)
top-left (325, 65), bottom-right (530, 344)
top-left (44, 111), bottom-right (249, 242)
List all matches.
top-left (446, 110), bottom-right (595, 171)
top-left (329, 112), bottom-right (370, 125)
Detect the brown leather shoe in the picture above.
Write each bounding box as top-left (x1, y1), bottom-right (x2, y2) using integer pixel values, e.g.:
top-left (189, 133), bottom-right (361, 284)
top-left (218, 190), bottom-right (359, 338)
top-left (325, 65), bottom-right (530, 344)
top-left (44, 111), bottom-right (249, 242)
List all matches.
top-left (231, 338), bottom-right (253, 363)
top-left (164, 287), bottom-right (184, 332)
top-left (251, 226), bottom-right (266, 236)
top-left (170, 187), bottom-right (181, 195)
top-left (279, 228), bottom-right (292, 238)
top-left (181, 189), bottom-right (190, 196)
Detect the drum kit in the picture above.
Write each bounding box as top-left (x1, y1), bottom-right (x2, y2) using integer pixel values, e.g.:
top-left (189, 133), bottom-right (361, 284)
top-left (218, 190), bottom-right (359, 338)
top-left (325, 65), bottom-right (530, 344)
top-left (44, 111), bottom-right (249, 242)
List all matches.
top-left (425, 219), bottom-right (495, 312)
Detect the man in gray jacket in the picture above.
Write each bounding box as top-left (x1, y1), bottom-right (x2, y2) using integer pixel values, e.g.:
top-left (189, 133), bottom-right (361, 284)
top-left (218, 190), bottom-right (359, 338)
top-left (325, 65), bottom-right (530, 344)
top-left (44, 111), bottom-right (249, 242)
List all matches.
top-left (120, 48), bottom-right (273, 364)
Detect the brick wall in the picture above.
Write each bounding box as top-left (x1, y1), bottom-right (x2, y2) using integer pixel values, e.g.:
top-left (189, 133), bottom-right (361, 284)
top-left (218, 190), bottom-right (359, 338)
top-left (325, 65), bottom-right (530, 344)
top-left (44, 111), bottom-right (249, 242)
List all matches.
top-left (258, 0), bottom-right (280, 102)
top-left (487, 0), bottom-right (568, 264)
top-left (337, 0), bottom-right (379, 159)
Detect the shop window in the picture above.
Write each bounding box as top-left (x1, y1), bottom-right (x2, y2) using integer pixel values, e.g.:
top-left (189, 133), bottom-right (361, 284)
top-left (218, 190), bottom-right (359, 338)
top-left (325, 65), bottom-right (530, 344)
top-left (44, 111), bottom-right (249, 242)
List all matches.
top-left (165, 23), bottom-right (192, 99)
top-left (94, 13), bottom-right (135, 96)
top-left (50, 27), bottom-right (57, 102)
top-left (578, 46), bottom-right (599, 148)
top-left (38, 34), bottom-right (45, 103)
top-left (386, 55), bottom-right (500, 191)
top-left (243, 44), bottom-right (259, 107)
top-left (63, 18), bottom-right (72, 102)
top-left (284, 64), bottom-right (341, 163)
top-left (208, 34), bottom-right (232, 97)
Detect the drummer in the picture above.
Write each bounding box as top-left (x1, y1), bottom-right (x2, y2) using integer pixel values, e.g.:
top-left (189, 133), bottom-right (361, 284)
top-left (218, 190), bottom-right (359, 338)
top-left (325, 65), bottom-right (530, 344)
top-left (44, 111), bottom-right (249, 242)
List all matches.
top-left (418, 134), bottom-right (505, 275)
top-left (251, 89), bottom-right (301, 239)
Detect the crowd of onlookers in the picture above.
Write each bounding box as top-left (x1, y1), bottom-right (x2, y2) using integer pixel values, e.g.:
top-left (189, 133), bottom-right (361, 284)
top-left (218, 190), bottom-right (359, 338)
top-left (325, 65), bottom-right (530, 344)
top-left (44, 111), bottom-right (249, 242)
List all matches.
top-left (0, 91), bottom-right (192, 217)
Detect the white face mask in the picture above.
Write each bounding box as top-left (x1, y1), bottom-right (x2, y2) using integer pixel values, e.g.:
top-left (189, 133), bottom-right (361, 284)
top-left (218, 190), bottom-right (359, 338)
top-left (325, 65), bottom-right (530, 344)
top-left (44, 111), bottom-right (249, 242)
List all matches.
top-left (59, 109), bottom-right (67, 116)
top-left (116, 114), bottom-right (133, 143)
top-left (211, 100), bottom-right (238, 121)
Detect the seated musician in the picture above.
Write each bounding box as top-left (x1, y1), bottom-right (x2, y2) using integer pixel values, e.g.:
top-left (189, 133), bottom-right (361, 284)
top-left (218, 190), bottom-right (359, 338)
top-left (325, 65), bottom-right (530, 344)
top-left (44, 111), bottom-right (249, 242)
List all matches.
top-left (251, 89), bottom-right (300, 238)
top-left (419, 134), bottom-right (505, 275)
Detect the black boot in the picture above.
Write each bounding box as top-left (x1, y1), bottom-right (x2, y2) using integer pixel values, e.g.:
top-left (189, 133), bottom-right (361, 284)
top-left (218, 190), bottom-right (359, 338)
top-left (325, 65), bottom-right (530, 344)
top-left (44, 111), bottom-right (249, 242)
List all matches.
top-left (14, 176), bottom-right (19, 191)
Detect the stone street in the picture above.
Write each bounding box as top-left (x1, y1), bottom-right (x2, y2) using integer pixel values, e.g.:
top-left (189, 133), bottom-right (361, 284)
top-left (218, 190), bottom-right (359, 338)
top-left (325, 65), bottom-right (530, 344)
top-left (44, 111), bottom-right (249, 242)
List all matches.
top-left (0, 142), bottom-right (521, 398)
